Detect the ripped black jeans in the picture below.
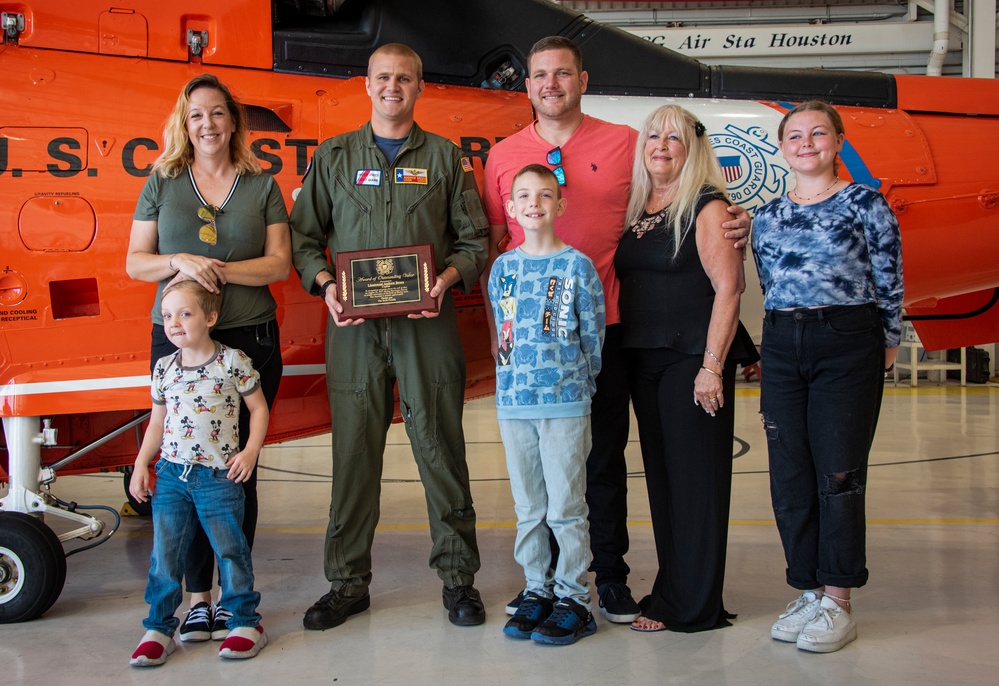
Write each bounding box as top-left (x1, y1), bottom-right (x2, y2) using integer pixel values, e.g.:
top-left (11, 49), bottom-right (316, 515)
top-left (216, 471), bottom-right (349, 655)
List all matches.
top-left (760, 304), bottom-right (885, 590)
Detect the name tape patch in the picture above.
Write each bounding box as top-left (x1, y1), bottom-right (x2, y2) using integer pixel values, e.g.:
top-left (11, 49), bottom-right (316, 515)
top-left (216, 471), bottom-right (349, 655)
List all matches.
top-left (355, 169), bottom-right (382, 186)
top-left (395, 168), bottom-right (428, 184)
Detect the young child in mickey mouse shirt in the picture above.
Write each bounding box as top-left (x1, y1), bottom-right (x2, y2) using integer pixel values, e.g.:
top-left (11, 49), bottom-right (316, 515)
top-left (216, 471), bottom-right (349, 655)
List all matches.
top-left (129, 280), bottom-right (268, 666)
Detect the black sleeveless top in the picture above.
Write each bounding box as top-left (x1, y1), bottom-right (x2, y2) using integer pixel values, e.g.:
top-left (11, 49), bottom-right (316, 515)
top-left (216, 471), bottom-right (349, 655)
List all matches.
top-left (614, 189), bottom-right (757, 364)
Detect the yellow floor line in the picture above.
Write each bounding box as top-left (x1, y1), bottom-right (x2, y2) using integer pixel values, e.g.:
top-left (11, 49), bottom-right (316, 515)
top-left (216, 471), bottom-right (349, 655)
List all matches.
top-left (735, 385), bottom-right (998, 397)
top-left (243, 517), bottom-right (999, 535)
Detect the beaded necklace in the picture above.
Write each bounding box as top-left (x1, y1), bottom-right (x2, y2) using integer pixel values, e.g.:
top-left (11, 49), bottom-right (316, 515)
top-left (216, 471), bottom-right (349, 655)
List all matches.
top-left (791, 177), bottom-right (839, 202)
top-left (630, 206), bottom-right (670, 239)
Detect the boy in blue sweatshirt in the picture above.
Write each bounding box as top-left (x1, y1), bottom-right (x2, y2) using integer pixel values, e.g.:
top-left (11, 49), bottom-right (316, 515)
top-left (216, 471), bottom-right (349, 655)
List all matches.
top-left (488, 164), bottom-right (605, 645)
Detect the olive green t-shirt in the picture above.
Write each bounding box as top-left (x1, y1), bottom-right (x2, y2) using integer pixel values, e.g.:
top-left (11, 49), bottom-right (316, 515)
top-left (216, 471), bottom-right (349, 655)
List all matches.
top-left (134, 169), bottom-right (289, 327)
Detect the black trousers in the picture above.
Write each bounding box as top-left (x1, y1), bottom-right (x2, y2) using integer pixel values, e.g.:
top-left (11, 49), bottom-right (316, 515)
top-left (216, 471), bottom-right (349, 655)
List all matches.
top-left (585, 324), bottom-right (633, 587)
top-left (150, 320), bottom-right (283, 594)
top-left (627, 346), bottom-right (736, 631)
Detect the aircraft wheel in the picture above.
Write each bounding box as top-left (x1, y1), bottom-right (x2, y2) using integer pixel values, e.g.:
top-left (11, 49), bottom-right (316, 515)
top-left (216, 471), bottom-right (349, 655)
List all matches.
top-left (0, 512), bottom-right (68, 623)
top-left (122, 466), bottom-right (153, 517)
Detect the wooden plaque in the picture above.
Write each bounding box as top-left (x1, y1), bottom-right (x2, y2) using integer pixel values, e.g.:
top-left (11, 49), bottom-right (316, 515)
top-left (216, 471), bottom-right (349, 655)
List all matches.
top-left (334, 244), bottom-right (437, 319)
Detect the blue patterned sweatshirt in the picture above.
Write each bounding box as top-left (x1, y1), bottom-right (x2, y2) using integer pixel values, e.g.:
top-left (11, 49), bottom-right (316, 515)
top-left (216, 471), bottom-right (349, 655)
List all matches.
top-left (488, 246), bottom-right (605, 419)
top-left (752, 182), bottom-right (905, 347)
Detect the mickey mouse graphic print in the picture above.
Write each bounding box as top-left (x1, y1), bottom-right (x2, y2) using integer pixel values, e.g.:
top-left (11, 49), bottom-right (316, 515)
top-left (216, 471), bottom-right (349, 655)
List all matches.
top-left (151, 343), bottom-right (260, 468)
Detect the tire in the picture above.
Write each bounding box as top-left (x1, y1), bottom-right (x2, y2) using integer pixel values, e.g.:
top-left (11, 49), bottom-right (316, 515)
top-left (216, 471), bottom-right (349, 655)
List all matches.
top-left (122, 466), bottom-right (153, 517)
top-left (0, 512), bottom-right (68, 623)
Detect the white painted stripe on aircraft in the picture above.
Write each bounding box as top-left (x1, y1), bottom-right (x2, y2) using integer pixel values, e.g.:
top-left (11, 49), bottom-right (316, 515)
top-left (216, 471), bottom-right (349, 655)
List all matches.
top-left (0, 364), bottom-right (326, 398)
top-left (0, 375), bottom-right (151, 397)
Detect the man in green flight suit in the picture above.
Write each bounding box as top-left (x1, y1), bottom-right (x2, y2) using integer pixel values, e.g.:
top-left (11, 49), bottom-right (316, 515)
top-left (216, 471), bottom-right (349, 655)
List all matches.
top-left (290, 42), bottom-right (489, 631)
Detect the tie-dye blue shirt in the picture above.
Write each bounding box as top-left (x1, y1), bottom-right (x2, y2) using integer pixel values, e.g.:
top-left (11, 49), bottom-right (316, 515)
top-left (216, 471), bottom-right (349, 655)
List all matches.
top-left (488, 245), bottom-right (605, 419)
top-left (752, 182), bottom-right (904, 347)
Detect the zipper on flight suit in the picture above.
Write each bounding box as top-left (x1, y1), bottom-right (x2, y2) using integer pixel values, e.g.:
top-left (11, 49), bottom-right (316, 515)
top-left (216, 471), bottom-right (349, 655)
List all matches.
top-left (385, 317), bottom-right (392, 368)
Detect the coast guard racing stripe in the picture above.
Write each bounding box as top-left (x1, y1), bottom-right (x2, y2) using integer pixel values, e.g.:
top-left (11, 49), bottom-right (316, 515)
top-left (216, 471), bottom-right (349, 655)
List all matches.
top-left (355, 169), bottom-right (382, 186)
top-left (395, 168), bottom-right (428, 184)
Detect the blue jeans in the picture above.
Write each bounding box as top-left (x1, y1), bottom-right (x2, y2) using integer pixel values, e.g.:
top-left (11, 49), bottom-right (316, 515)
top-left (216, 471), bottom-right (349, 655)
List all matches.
top-left (143, 460), bottom-right (261, 635)
top-left (760, 304), bottom-right (885, 591)
top-left (499, 416), bottom-right (592, 609)
top-left (151, 320), bottom-right (283, 592)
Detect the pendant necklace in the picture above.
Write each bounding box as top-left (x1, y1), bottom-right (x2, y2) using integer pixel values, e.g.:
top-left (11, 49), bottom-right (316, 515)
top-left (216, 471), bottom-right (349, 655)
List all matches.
top-left (791, 177), bottom-right (839, 202)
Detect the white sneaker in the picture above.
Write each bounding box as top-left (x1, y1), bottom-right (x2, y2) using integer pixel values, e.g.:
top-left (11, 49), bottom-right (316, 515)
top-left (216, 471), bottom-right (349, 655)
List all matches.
top-left (796, 595), bottom-right (857, 653)
top-left (771, 590), bottom-right (821, 642)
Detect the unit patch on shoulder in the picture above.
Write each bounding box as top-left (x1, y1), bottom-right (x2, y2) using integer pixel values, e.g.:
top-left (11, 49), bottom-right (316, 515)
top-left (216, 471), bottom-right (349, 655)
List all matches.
top-left (461, 157), bottom-right (473, 173)
top-left (355, 169), bottom-right (382, 186)
top-left (395, 168), bottom-right (428, 184)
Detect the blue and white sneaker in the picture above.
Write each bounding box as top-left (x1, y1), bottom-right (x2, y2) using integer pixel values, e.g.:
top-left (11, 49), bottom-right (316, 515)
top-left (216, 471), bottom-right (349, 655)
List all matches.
top-left (531, 597), bottom-right (597, 646)
top-left (505, 589), bottom-right (528, 616)
top-left (503, 591), bottom-right (554, 640)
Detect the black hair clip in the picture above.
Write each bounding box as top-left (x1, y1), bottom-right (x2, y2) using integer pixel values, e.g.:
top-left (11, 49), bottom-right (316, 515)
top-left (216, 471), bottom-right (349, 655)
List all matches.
top-left (694, 121), bottom-right (706, 137)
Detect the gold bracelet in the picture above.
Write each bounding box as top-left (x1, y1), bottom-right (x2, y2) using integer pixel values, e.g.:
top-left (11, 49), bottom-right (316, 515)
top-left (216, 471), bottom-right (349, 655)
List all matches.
top-left (701, 366), bottom-right (722, 378)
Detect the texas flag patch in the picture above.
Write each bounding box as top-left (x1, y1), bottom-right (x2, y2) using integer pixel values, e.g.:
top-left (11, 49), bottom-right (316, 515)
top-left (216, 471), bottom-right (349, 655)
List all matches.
top-left (355, 169), bottom-right (382, 186)
top-left (395, 167), bottom-right (428, 184)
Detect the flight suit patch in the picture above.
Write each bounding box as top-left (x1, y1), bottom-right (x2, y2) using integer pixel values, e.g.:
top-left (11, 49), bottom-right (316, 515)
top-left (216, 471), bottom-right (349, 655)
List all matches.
top-left (395, 168), bottom-right (428, 184)
top-left (355, 169), bottom-right (382, 186)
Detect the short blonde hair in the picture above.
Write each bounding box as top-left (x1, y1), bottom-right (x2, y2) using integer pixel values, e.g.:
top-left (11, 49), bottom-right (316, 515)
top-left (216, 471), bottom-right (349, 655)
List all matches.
top-left (161, 280), bottom-right (221, 319)
top-left (368, 43), bottom-right (423, 81)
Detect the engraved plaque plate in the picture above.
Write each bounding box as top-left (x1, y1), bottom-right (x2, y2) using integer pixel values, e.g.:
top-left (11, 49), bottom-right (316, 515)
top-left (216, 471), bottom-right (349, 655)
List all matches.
top-left (334, 244), bottom-right (437, 319)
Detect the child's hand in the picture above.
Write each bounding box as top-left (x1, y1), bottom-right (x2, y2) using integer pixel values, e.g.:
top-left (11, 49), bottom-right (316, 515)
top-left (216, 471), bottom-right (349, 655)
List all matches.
top-left (129, 464), bottom-right (152, 503)
top-left (225, 450), bottom-right (258, 483)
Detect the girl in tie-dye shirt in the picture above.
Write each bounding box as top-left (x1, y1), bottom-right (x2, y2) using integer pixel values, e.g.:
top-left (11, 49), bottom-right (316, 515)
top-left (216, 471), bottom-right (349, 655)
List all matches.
top-left (752, 100), bottom-right (903, 655)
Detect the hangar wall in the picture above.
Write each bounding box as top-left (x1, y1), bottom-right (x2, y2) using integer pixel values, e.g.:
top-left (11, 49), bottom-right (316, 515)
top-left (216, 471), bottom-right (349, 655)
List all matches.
top-left (559, 1), bottom-right (997, 77)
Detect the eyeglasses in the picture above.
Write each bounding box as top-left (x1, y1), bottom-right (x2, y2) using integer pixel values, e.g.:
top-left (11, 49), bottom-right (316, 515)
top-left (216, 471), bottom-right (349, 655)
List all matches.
top-left (197, 205), bottom-right (219, 246)
top-left (546, 147), bottom-right (566, 187)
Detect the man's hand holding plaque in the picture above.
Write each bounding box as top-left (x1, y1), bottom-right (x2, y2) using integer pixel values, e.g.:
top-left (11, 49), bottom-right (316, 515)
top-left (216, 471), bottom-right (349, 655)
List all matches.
top-left (410, 264), bottom-right (462, 320)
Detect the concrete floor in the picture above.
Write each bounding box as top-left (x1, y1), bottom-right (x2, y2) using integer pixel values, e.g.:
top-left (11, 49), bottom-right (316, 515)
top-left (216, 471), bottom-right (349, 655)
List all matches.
top-left (1, 381), bottom-right (997, 685)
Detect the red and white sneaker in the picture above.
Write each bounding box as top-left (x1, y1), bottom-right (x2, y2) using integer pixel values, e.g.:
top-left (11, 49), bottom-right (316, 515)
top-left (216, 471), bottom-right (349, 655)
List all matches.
top-left (130, 629), bottom-right (176, 667)
top-left (218, 625), bottom-right (268, 659)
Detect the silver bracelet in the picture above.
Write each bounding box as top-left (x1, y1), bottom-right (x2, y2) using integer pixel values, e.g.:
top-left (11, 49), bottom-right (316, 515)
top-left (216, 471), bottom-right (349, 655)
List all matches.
top-left (705, 347), bottom-right (723, 369)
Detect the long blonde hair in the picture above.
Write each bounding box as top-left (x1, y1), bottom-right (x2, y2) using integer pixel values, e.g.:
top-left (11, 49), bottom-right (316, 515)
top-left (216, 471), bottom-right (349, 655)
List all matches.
top-left (625, 105), bottom-right (728, 256)
top-left (152, 74), bottom-right (261, 178)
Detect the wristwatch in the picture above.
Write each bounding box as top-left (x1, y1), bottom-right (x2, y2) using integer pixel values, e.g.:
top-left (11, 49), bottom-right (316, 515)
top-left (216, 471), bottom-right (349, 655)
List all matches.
top-left (319, 278), bottom-right (335, 300)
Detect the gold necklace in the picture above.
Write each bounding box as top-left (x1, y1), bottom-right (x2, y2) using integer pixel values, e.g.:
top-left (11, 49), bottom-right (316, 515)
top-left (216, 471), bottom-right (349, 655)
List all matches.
top-left (791, 178), bottom-right (839, 202)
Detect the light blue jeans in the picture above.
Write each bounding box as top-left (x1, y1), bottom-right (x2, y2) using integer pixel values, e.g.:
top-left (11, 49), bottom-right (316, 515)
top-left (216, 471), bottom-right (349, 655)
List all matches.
top-left (143, 460), bottom-right (261, 635)
top-left (499, 416), bottom-right (592, 609)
